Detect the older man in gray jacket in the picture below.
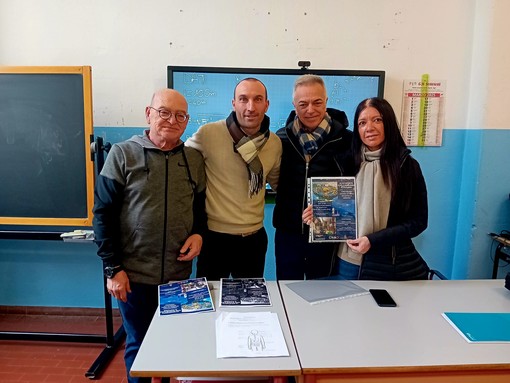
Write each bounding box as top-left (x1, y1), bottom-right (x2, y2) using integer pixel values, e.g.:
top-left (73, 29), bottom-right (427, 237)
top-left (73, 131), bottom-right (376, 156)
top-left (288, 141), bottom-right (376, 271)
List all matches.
top-left (93, 89), bottom-right (206, 383)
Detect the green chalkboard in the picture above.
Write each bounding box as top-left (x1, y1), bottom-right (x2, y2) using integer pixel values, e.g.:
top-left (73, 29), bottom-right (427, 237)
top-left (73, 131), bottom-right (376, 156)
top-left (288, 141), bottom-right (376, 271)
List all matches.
top-left (0, 66), bottom-right (94, 226)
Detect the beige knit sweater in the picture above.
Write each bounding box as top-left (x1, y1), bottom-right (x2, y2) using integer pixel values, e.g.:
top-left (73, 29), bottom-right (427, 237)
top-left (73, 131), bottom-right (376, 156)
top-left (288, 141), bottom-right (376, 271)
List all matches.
top-left (186, 120), bottom-right (282, 234)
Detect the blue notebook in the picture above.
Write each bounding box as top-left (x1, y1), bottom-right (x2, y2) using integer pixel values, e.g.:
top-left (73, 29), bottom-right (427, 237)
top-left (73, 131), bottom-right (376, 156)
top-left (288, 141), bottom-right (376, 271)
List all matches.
top-left (442, 312), bottom-right (510, 343)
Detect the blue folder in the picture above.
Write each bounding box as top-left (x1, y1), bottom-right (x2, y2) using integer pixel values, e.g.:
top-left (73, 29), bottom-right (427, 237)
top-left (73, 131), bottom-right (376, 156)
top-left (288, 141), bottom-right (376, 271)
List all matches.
top-left (442, 312), bottom-right (510, 343)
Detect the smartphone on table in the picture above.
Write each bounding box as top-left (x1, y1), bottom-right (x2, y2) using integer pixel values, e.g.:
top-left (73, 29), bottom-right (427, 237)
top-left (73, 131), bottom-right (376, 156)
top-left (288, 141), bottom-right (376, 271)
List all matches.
top-left (369, 289), bottom-right (397, 307)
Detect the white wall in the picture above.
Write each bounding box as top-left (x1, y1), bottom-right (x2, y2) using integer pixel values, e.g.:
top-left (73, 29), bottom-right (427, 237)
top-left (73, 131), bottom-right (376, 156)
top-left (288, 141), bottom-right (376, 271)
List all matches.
top-left (1, 0), bottom-right (495, 130)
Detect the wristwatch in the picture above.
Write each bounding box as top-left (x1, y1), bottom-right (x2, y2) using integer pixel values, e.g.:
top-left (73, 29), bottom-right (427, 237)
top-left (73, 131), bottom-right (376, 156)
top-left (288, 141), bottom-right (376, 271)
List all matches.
top-left (104, 265), bottom-right (123, 279)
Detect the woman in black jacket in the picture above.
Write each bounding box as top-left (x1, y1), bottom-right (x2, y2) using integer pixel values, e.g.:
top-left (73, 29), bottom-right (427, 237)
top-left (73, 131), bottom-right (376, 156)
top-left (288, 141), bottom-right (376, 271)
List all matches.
top-left (304, 97), bottom-right (429, 280)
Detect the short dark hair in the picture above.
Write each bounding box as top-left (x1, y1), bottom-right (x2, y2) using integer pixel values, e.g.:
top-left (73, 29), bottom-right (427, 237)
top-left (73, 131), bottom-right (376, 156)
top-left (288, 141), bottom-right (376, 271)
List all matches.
top-left (233, 78), bottom-right (268, 99)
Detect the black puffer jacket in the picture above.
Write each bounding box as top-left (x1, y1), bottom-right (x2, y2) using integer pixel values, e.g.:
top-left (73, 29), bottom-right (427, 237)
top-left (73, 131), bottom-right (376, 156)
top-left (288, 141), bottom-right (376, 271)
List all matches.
top-left (359, 148), bottom-right (429, 280)
top-left (273, 108), bottom-right (353, 234)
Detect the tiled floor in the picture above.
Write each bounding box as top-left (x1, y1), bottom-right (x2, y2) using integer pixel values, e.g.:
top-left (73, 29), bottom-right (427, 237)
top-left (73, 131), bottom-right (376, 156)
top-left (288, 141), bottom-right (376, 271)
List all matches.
top-left (0, 308), bottom-right (128, 383)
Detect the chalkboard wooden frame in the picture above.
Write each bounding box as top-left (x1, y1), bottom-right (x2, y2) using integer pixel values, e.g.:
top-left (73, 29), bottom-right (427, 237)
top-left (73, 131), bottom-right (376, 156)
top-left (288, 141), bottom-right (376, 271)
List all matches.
top-left (0, 66), bottom-right (94, 226)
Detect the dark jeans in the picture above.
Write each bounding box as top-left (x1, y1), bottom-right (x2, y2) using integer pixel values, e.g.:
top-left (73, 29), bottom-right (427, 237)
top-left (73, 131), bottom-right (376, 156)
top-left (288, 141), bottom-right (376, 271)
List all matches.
top-left (275, 230), bottom-right (336, 280)
top-left (117, 282), bottom-right (159, 383)
top-left (333, 258), bottom-right (361, 280)
top-left (196, 228), bottom-right (268, 280)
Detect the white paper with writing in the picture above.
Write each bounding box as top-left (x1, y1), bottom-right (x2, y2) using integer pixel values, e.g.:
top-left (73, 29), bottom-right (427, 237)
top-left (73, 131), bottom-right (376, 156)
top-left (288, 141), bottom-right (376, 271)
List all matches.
top-left (215, 311), bottom-right (289, 358)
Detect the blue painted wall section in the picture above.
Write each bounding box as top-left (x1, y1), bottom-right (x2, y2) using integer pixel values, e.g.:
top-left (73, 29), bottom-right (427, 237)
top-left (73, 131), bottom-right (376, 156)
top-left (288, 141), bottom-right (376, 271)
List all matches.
top-left (467, 130), bottom-right (510, 279)
top-left (1, 128), bottom-right (509, 307)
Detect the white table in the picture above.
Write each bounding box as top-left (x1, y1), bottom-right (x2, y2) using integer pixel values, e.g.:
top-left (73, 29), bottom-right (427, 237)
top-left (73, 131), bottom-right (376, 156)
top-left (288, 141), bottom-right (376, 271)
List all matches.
top-left (131, 281), bottom-right (301, 379)
top-left (279, 279), bottom-right (510, 383)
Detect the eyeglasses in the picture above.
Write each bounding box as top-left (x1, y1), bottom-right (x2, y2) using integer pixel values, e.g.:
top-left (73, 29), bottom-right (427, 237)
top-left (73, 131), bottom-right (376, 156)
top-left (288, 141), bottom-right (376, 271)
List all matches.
top-left (149, 107), bottom-right (189, 123)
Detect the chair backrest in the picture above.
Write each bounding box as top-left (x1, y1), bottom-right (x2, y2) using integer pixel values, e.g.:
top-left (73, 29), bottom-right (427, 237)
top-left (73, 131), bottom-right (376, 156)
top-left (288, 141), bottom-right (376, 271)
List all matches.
top-left (428, 269), bottom-right (447, 280)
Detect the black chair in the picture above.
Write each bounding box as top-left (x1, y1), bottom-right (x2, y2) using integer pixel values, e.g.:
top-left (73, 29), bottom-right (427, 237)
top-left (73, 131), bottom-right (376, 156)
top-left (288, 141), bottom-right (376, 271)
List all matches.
top-left (428, 269), bottom-right (447, 280)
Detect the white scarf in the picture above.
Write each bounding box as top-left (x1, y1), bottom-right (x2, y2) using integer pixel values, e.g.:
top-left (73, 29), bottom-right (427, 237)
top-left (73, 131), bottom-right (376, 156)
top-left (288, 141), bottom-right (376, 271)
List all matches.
top-left (337, 145), bottom-right (391, 265)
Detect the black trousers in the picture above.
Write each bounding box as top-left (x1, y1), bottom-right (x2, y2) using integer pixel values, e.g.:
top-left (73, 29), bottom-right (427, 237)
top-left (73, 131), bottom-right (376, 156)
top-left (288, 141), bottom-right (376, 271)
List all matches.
top-left (275, 229), bottom-right (336, 280)
top-left (196, 228), bottom-right (268, 280)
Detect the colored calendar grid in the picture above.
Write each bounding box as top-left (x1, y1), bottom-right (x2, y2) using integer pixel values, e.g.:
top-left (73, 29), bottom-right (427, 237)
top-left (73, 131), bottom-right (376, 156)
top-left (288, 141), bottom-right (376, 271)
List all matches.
top-left (400, 75), bottom-right (446, 146)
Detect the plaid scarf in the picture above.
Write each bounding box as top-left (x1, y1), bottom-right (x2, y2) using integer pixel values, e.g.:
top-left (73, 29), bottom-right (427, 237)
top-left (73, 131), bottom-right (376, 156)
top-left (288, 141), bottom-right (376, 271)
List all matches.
top-left (293, 113), bottom-right (332, 157)
top-left (226, 112), bottom-right (270, 198)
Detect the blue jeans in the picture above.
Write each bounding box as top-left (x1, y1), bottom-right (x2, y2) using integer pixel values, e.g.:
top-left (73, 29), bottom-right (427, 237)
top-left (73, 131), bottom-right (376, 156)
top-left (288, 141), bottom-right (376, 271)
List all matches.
top-left (117, 282), bottom-right (159, 383)
top-left (333, 258), bottom-right (361, 280)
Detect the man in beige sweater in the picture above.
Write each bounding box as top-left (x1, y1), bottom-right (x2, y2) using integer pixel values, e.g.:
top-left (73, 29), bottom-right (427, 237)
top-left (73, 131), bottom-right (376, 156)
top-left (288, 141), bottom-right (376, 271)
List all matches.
top-left (186, 78), bottom-right (281, 279)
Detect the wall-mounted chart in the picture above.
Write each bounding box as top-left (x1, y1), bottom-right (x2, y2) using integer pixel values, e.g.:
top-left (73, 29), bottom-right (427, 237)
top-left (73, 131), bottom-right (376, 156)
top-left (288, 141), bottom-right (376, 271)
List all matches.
top-left (401, 74), bottom-right (445, 146)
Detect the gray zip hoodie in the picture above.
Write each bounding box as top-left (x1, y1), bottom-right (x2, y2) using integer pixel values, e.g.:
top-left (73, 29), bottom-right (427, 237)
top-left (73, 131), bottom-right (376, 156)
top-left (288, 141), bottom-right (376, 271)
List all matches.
top-left (93, 132), bottom-right (206, 285)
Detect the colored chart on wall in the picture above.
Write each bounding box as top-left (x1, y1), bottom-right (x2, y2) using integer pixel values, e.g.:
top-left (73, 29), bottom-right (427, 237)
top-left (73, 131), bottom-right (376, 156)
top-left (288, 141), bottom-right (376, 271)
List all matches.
top-left (401, 75), bottom-right (446, 146)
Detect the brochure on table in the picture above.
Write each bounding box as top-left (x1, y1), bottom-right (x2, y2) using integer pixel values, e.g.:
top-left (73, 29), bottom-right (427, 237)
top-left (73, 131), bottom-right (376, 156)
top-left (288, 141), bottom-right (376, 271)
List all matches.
top-left (158, 277), bottom-right (214, 316)
top-left (307, 176), bottom-right (357, 242)
top-left (219, 278), bottom-right (271, 307)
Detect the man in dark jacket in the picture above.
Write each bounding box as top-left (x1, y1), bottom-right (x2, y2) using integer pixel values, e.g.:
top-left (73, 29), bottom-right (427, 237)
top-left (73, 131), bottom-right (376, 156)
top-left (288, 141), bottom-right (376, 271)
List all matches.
top-left (273, 74), bottom-right (352, 280)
